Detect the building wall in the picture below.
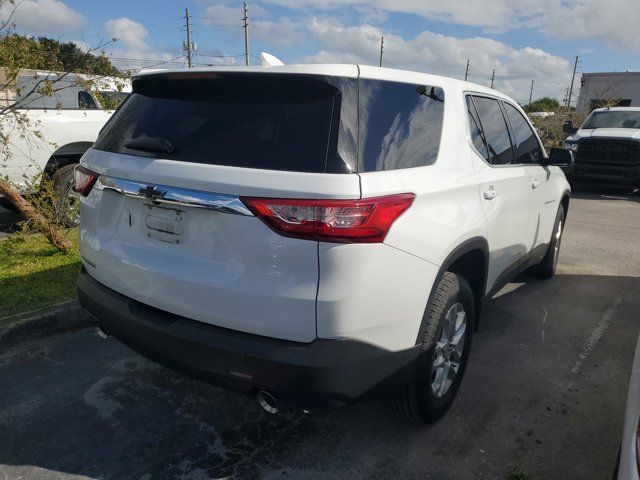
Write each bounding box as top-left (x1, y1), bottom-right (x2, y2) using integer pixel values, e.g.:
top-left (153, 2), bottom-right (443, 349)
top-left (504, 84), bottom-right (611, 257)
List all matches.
top-left (576, 72), bottom-right (640, 113)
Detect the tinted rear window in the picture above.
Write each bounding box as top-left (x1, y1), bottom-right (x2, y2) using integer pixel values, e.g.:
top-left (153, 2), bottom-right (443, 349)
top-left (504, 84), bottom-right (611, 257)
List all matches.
top-left (94, 73), bottom-right (356, 173)
top-left (358, 80), bottom-right (445, 172)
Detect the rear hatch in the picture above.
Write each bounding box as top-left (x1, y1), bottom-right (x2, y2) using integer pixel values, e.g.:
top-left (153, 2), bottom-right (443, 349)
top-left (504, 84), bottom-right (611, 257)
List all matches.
top-left (79, 69), bottom-right (360, 342)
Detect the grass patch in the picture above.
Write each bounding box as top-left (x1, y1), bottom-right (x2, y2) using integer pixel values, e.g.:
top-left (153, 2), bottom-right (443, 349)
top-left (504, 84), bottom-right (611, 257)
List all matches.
top-left (0, 230), bottom-right (80, 321)
top-left (506, 468), bottom-right (534, 480)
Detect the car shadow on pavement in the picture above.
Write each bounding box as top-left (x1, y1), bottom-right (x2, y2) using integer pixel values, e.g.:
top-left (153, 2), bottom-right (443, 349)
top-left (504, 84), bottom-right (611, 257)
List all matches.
top-left (0, 273), bottom-right (639, 480)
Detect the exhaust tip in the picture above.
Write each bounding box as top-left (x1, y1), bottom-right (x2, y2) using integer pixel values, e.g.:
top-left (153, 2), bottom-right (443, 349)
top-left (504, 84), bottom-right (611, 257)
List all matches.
top-left (256, 390), bottom-right (279, 414)
top-left (95, 327), bottom-right (109, 339)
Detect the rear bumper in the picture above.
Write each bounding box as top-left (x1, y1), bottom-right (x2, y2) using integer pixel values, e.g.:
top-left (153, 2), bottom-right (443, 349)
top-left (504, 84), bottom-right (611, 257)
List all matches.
top-left (77, 269), bottom-right (420, 408)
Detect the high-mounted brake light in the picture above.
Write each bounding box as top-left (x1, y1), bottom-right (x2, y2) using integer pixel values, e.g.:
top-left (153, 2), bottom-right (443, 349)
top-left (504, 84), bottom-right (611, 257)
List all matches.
top-left (241, 193), bottom-right (415, 243)
top-left (73, 165), bottom-right (99, 197)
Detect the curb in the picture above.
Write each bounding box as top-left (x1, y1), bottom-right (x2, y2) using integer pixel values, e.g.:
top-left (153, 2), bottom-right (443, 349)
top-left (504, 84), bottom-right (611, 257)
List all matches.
top-left (0, 300), bottom-right (94, 350)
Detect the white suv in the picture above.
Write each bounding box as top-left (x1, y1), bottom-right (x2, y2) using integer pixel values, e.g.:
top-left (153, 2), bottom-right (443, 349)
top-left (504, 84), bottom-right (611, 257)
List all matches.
top-left (75, 65), bottom-right (571, 422)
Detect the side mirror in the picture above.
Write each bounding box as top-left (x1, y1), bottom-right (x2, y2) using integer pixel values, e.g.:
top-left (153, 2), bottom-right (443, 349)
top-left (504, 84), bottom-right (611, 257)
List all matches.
top-left (562, 120), bottom-right (578, 135)
top-left (544, 147), bottom-right (574, 167)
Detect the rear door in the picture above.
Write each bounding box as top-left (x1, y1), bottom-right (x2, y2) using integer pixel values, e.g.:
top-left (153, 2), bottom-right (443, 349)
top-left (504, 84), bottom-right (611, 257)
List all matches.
top-left (79, 71), bottom-right (360, 342)
top-left (466, 95), bottom-right (531, 292)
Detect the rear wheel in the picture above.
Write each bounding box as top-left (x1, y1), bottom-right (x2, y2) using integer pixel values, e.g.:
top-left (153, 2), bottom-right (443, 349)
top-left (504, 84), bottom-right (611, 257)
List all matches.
top-left (531, 206), bottom-right (565, 279)
top-left (388, 272), bottom-right (474, 423)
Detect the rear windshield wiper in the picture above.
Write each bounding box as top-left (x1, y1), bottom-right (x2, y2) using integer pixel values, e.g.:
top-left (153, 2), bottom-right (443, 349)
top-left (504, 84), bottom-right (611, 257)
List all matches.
top-left (124, 137), bottom-right (175, 154)
top-left (416, 85), bottom-right (444, 103)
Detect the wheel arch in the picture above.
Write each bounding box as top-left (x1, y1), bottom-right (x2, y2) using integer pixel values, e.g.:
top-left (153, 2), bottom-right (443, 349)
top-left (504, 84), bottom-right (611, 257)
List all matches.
top-left (560, 191), bottom-right (570, 219)
top-left (415, 237), bottom-right (489, 344)
top-left (44, 141), bottom-right (93, 175)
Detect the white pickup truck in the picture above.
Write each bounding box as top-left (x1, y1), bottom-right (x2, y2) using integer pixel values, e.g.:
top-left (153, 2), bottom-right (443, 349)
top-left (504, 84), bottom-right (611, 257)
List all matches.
top-left (561, 107), bottom-right (640, 189)
top-left (0, 73), bottom-right (129, 215)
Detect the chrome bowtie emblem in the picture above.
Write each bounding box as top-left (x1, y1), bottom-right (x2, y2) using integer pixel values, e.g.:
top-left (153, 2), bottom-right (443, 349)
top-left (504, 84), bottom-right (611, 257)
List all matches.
top-left (139, 185), bottom-right (166, 201)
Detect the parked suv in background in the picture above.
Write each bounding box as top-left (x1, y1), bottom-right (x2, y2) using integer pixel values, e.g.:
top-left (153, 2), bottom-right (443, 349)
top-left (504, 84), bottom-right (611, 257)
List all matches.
top-left (562, 107), bottom-right (640, 189)
top-left (75, 65), bottom-right (571, 422)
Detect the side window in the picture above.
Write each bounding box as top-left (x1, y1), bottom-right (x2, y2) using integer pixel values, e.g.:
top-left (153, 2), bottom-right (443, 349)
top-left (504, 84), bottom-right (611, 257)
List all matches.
top-left (78, 91), bottom-right (98, 110)
top-left (502, 102), bottom-right (543, 164)
top-left (465, 96), bottom-right (489, 162)
top-left (472, 96), bottom-right (515, 165)
top-left (358, 80), bottom-right (445, 172)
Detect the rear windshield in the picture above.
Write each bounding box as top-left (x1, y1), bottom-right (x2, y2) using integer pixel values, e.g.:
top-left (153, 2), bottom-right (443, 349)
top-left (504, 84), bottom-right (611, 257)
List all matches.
top-left (94, 73), bottom-right (357, 173)
top-left (94, 73), bottom-right (445, 173)
top-left (582, 110), bottom-right (640, 129)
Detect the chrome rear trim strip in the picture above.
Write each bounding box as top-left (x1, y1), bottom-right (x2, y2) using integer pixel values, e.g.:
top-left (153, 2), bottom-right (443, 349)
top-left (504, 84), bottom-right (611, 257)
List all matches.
top-left (94, 176), bottom-right (253, 216)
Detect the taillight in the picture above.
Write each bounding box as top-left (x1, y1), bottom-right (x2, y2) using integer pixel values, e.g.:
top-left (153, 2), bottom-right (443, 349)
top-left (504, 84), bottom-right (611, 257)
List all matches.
top-left (241, 193), bottom-right (415, 243)
top-left (73, 165), bottom-right (99, 197)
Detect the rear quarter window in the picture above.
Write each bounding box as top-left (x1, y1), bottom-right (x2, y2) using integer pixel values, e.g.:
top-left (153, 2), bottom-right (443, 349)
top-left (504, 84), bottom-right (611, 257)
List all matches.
top-left (358, 80), bottom-right (445, 172)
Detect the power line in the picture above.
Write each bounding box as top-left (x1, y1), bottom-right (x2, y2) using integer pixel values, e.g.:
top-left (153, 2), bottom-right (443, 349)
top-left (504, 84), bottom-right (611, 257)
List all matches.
top-left (192, 22), bottom-right (241, 27)
top-left (194, 52), bottom-right (247, 58)
top-left (196, 15), bottom-right (242, 21)
top-left (143, 17), bottom-right (183, 28)
top-left (133, 55), bottom-right (186, 69)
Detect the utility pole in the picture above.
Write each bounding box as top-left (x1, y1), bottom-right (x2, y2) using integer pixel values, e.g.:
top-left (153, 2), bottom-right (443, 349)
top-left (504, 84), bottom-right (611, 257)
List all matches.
top-left (243, 2), bottom-right (250, 66)
top-left (529, 79), bottom-right (534, 105)
top-left (490, 69), bottom-right (495, 89)
top-left (185, 8), bottom-right (192, 68)
top-left (379, 36), bottom-right (384, 67)
top-left (464, 59), bottom-right (470, 81)
top-left (567, 55), bottom-right (579, 109)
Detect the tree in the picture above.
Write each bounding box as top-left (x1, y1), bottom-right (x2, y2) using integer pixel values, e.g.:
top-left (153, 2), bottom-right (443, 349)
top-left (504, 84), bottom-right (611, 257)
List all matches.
top-left (0, 0), bottom-right (122, 252)
top-left (524, 97), bottom-right (561, 113)
top-left (0, 34), bottom-right (121, 76)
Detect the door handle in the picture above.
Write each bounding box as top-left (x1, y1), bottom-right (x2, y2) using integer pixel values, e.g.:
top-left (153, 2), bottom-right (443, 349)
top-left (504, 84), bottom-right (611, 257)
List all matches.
top-left (483, 187), bottom-right (498, 200)
top-left (531, 180), bottom-right (540, 189)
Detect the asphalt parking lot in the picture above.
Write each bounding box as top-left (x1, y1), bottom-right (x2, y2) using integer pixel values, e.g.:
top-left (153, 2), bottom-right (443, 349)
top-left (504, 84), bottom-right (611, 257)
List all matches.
top-left (1, 193), bottom-right (639, 480)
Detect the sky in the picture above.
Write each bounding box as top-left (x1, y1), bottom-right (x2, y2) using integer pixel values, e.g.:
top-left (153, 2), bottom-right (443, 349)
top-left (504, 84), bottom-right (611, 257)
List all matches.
top-left (2, 0), bottom-right (640, 104)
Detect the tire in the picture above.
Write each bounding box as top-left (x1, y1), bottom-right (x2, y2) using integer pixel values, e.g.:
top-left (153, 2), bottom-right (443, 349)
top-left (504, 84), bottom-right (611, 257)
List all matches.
top-left (531, 206), bottom-right (565, 279)
top-left (51, 163), bottom-right (80, 228)
top-left (387, 272), bottom-right (475, 423)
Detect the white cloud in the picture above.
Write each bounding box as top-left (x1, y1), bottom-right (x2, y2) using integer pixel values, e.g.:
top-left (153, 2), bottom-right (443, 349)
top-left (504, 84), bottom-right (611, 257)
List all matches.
top-left (302, 18), bottom-right (572, 102)
top-left (264, 0), bottom-right (640, 52)
top-left (539, 0), bottom-right (640, 51)
top-left (0, 0), bottom-right (84, 35)
top-left (253, 17), bottom-right (303, 48)
top-left (200, 2), bottom-right (268, 26)
top-left (105, 17), bottom-right (150, 52)
top-left (104, 17), bottom-right (175, 69)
